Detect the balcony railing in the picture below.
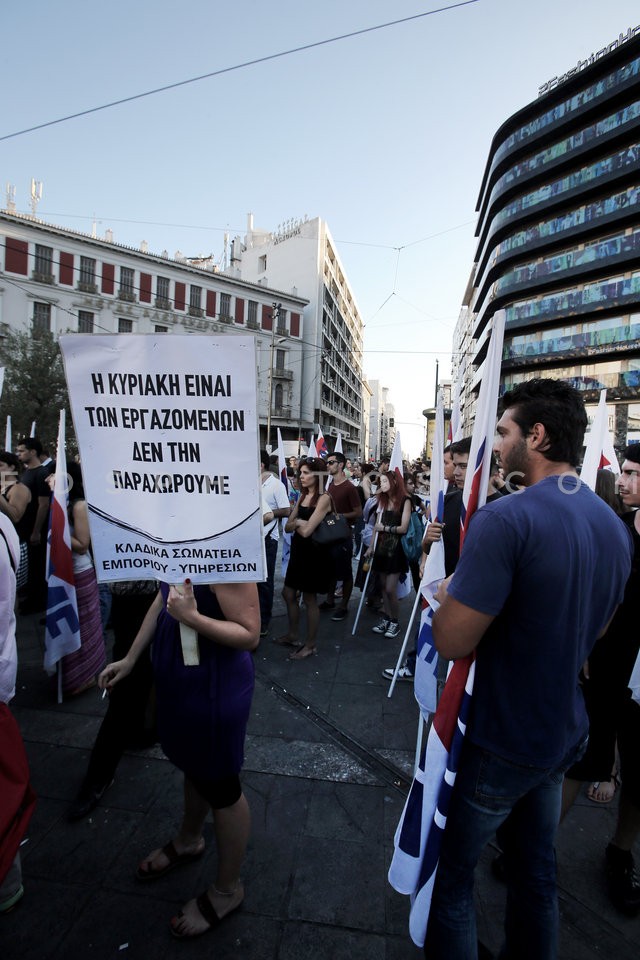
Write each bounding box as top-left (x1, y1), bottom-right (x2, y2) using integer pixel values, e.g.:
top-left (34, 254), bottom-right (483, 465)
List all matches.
top-left (32, 271), bottom-right (54, 284)
top-left (272, 367), bottom-right (293, 380)
top-left (78, 282), bottom-right (98, 294)
top-left (272, 405), bottom-right (291, 419)
top-left (118, 290), bottom-right (137, 302)
top-left (188, 306), bottom-right (204, 318)
top-left (155, 298), bottom-right (171, 310)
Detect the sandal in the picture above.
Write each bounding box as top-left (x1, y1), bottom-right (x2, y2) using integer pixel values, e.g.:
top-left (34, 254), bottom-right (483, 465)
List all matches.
top-left (272, 635), bottom-right (299, 647)
top-left (288, 645), bottom-right (316, 660)
top-left (587, 773), bottom-right (620, 804)
top-left (170, 887), bottom-right (243, 939)
top-left (136, 839), bottom-right (204, 881)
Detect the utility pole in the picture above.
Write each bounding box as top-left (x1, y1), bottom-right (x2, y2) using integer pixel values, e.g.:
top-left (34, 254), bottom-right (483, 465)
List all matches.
top-left (266, 302), bottom-right (281, 449)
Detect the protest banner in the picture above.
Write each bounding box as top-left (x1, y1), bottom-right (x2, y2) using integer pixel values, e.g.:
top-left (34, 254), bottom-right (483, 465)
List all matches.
top-left (60, 334), bottom-right (265, 584)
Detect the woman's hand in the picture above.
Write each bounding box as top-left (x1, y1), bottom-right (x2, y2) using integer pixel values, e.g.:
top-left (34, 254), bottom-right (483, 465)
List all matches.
top-left (373, 521), bottom-right (385, 533)
top-left (166, 579), bottom-right (198, 626)
top-left (99, 657), bottom-right (133, 691)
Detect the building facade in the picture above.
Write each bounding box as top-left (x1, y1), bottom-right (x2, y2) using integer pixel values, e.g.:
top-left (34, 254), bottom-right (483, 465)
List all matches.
top-left (0, 212), bottom-right (309, 447)
top-left (367, 380), bottom-right (396, 461)
top-left (226, 215), bottom-right (366, 459)
top-left (456, 28), bottom-right (640, 447)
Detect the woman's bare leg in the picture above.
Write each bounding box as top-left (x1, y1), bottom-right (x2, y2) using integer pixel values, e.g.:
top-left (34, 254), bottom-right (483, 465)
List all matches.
top-left (384, 573), bottom-right (400, 621)
top-left (170, 790), bottom-right (250, 936)
top-left (289, 592), bottom-right (318, 658)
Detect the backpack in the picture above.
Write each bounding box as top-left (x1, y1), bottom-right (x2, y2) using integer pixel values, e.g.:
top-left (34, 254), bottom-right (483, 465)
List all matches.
top-left (401, 510), bottom-right (424, 563)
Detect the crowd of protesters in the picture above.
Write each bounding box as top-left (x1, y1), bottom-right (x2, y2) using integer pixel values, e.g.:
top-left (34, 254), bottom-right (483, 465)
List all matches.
top-left (2, 392), bottom-right (639, 955)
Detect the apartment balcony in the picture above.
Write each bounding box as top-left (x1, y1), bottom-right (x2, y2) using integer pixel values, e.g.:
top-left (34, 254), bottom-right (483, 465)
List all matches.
top-left (272, 367), bottom-right (293, 380)
top-left (272, 405), bottom-right (292, 419)
top-left (77, 282), bottom-right (98, 294)
top-left (117, 290), bottom-right (137, 302)
top-left (247, 319), bottom-right (259, 330)
top-left (188, 306), bottom-right (204, 318)
top-left (155, 298), bottom-right (171, 310)
top-left (32, 271), bottom-right (54, 284)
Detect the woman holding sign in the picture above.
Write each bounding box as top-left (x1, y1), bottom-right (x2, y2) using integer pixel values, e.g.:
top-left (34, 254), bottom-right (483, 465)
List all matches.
top-left (99, 578), bottom-right (259, 940)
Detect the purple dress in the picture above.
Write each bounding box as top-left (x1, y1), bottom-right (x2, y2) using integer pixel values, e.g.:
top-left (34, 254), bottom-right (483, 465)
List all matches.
top-left (152, 583), bottom-right (254, 782)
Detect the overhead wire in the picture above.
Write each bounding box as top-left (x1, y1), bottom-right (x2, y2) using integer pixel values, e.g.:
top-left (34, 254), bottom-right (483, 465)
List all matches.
top-left (0, 2), bottom-right (480, 143)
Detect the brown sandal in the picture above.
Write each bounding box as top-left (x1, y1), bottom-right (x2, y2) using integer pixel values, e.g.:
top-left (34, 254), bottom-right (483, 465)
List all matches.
top-left (135, 839), bottom-right (204, 881)
top-left (170, 889), bottom-right (243, 939)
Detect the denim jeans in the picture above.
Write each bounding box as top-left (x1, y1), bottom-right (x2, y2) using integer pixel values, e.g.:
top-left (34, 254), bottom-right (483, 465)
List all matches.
top-left (257, 534), bottom-right (278, 630)
top-left (424, 737), bottom-right (586, 960)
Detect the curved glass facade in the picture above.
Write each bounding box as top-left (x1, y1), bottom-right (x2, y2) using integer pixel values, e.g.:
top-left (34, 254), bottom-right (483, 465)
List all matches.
top-left (481, 143), bottom-right (640, 258)
top-left (493, 227), bottom-right (640, 297)
top-left (475, 184), bottom-right (640, 297)
top-left (484, 55), bottom-right (640, 190)
top-left (484, 102), bottom-right (640, 216)
top-left (463, 36), bottom-right (640, 436)
top-left (503, 314), bottom-right (640, 360)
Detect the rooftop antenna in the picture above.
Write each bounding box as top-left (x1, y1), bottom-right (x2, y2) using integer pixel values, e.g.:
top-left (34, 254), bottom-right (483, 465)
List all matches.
top-left (6, 183), bottom-right (16, 213)
top-left (223, 232), bottom-right (229, 270)
top-left (91, 214), bottom-right (97, 238)
top-left (30, 178), bottom-right (43, 217)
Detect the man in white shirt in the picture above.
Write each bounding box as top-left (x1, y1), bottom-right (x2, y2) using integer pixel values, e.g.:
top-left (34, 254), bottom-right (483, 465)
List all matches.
top-left (259, 451), bottom-right (291, 637)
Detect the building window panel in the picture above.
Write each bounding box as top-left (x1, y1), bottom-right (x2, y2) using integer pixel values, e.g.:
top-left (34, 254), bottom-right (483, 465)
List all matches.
top-left (119, 267), bottom-right (135, 300)
top-left (78, 310), bottom-right (94, 333)
top-left (34, 244), bottom-right (54, 281)
top-left (79, 257), bottom-right (97, 291)
top-left (220, 293), bottom-right (231, 318)
top-left (33, 302), bottom-right (51, 332)
top-left (190, 285), bottom-right (202, 309)
top-left (118, 318), bottom-right (133, 333)
top-left (156, 276), bottom-right (170, 307)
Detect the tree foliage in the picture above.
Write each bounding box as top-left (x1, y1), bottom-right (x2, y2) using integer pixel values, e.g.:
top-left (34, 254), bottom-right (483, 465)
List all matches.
top-left (0, 330), bottom-right (73, 453)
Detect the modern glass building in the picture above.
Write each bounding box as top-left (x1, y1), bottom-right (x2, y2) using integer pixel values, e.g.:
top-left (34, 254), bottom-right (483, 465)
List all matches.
top-left (458, 27), bottom-right (640, 446)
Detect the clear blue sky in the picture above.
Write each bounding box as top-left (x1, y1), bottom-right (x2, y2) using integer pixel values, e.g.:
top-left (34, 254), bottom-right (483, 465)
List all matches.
top-left (2, 0), bottom-right (638, 456)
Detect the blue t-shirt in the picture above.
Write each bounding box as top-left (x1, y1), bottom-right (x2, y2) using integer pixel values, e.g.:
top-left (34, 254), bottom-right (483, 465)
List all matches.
top-left (448, 475), bottom-right (633, 768)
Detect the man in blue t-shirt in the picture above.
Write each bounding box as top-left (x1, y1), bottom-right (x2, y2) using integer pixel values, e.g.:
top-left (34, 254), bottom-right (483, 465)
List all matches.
top-left (426, 379), bottom-right (633, 960)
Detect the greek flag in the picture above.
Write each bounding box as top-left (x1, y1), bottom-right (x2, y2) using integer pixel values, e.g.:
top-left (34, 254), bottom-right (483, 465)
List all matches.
top-left (44, 411), bottom-right (81, 676)
top-left (389, 310), bottom-right (506, 946)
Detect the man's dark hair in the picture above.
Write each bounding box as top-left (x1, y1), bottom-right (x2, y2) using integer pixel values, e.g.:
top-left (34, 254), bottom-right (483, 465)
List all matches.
top-left (18, 437), bottom-right (43, 457)
top-left (501, 378), bottom-right (587, 467)
top-left (450, 437), bottom-right (472, 456)
top-left (331, 451), bottom-right (346, 467)
top-left (623, 443), bottom-right (640, 464)
top-left (259, 449), bottom-right (272, 470)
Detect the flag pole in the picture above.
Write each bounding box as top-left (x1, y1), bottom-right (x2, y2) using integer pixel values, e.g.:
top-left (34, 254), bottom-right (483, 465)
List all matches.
top-left (387, 589), bottom-right (421, 697)
top-left (351, 529), bottom-right (378, 636)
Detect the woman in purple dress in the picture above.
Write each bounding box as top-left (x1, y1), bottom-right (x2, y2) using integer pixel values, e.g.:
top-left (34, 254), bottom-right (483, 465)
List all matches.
top-left (99, 578), bottom-right (259, 939)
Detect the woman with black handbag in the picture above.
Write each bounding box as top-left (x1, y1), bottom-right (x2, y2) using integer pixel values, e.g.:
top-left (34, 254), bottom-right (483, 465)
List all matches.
top-left (366, 471), bottom-right (412, 639)
top-left (277, 458), bottom-right (332, 660)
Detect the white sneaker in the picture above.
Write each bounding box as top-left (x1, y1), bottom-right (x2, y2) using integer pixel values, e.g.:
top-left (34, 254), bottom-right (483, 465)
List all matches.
top-left (372, 618), bottom-right (390, 634)
top-left (384, 620), bottom-right (400, 639)
top-left (382, 665), bottom-right (414, 682)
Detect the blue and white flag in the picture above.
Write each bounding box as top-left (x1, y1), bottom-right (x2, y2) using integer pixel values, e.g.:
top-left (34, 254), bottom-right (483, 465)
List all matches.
top-left (44, 410), bottom-right (81, 677)
top-left (414, 390), bottom-right (448, 718)
top-left (389, 310), bottom-right (506, 947)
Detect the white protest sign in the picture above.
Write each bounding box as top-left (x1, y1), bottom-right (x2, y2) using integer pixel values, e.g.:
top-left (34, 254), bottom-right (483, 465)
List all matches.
top-left (60, 334), bottom-right (265, 584)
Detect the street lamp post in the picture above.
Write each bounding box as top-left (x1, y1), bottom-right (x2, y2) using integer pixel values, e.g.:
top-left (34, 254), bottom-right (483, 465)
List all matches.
top-left (266, 302), bottom-right (281, 450)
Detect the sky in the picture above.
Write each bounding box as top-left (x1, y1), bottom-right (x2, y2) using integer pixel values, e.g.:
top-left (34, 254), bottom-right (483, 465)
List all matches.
top-left (2, 0), bottom-right (639, 458)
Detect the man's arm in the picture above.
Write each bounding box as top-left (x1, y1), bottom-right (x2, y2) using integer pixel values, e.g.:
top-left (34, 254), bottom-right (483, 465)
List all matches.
top-left (432, 581), bottom-right (495, 659)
